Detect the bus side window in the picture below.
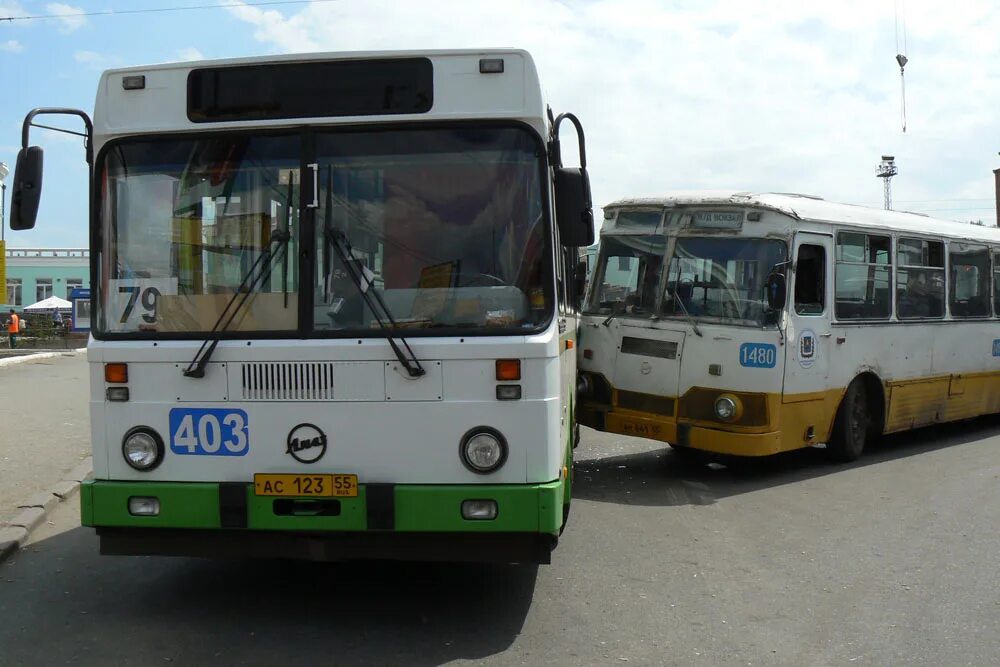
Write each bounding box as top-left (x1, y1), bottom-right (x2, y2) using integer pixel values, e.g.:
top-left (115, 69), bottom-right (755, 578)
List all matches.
top-left (794, 244), bottom-right (825, 315)
top-left (897, 238), bottom-right (945, 319)
top-left (835, 232), bottom-right (891, 320)
top-left (948, 243), bottom-right (990, 318)
top-left (993, 251), bottom-right (1000, 317)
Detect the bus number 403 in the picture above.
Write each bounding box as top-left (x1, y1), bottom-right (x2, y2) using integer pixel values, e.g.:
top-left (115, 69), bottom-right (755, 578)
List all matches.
top-left (168, 408), bottom-right (250, 456)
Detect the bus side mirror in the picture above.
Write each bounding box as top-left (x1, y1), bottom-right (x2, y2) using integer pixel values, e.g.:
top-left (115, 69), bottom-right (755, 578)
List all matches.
top-left (554, 167), bottom-right (595, 247)
top-left (10, 146), bottom-right (44, 231)
top-left (766, 272), bottom-right (786, 310)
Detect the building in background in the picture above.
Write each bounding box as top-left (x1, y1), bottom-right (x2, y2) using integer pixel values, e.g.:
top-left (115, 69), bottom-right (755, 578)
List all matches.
top-left (2, 248), bottom-right (89, 310)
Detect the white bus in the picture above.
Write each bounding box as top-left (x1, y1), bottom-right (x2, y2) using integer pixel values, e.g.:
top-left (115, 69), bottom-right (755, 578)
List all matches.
top-left (9, 49), bottom-right (594, 563)
top-left (578, 191), bottom-right (1000, 461)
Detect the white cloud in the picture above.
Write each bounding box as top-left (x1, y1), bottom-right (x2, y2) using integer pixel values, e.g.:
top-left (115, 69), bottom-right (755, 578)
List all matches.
top-left (1, 40), bottom-right (23, 53)
top-left (73, 50), bottom-right (105, 70)
top-left (74, 50), bottom-right (101, 64)
top-left (223, 0), bottom-right (1000, 224)
top-left (176, 47), bottom-right (205, 62)
top-left (46, 2), bottom-right (86, 33)
top-left (0, 2), bottom-right (28, 20)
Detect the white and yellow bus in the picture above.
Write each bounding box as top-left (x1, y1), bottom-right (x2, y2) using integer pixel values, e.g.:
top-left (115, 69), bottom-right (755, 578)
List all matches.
top-left (9, 49), bottom-right (594, 563)
top-left (578, 191), bottom-right (1000, 461)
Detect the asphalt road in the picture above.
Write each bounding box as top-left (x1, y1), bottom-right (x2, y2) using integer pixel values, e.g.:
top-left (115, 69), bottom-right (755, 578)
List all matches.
top-left (0, 353), bottom-right (90, 520)
top-left (3, 399), bottom-right (1000, 665)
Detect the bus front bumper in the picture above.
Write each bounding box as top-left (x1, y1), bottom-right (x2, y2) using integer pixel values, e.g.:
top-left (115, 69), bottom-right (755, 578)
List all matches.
top-left (80, 479), bottom-right (564, 564)
top-left (582, 407), bottom-right (785, 457)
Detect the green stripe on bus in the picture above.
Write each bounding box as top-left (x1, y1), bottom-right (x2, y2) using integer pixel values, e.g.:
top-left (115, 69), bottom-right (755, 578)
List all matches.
top-left (81, 480), bottom-right (225, 529)
top-left (81, 479), bottom-right (565, 534)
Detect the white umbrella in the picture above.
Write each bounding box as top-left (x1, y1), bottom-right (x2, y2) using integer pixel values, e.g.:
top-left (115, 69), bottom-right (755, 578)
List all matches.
top-left (24, 295), bottom-right (72, 311)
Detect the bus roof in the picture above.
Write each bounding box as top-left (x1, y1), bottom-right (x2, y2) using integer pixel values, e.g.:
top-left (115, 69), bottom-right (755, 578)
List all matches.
top-left (604, 191), bottom-right (1000, 243)
top-left (93, 49), bottom-right (543, 138)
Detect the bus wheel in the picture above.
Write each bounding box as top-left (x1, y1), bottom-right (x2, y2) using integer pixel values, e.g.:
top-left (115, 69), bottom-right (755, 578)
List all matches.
top-left (827, 380), bottom-right (869, 462)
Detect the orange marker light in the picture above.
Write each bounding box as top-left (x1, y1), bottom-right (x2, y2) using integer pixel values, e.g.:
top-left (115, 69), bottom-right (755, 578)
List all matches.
top-left (566, 340), bottom-right (575, 350)
top-left (495, 359), bottom-right (521, 381)
top-left (105, 363), bottom-right (128, 383)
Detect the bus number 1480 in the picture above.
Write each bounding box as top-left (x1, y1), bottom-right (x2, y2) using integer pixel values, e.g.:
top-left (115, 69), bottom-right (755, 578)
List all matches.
top-left (739, 343), bottom-right (777, 369)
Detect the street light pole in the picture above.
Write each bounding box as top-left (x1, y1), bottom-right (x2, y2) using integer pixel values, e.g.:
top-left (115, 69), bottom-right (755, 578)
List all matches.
top-left (0, 161), bottom-right (7, 309)
top-left (0, 161), bottom-right (8, 241)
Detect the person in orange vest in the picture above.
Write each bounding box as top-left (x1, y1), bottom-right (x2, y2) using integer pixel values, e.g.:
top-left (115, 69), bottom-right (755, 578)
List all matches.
top-left (6, 309), bottom-right (19, 349)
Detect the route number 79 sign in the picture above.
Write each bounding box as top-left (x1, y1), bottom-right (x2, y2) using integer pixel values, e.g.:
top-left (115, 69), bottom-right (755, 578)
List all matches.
top-left (106, 278), bottom-right (178, 331)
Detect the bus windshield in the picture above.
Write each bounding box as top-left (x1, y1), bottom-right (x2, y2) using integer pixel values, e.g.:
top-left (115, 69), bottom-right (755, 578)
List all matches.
top-left (662, 237), bottom-right (786, 327)
top-left (96, 126), bottom-right (551, 335)
top-left (584, 234), bottom-right (666, 317)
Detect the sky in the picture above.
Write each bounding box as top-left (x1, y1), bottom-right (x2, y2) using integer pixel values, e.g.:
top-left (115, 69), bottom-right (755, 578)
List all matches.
top-left (1, 0), bottom-right (999, 248)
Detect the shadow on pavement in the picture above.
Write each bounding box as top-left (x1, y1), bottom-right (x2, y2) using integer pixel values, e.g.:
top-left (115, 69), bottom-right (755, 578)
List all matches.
top-left (0, 528), bottom-right (537, 666)
top-left (573, 414), bottom-right (1000, 508)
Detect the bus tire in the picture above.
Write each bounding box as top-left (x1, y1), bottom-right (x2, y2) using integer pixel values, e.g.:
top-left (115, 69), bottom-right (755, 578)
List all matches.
top-left (827, 380), bottom-right (869, 462)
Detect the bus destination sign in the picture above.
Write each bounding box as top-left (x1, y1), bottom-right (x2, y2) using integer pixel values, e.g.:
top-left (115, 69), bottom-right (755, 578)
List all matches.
top-left (691, 211), bottom-right (744, 229)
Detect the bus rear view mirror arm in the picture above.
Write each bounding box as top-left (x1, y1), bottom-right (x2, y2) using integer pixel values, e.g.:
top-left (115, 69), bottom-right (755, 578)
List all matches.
top-left (10, 108), bottom-right (93, 231)
top-left (549, 111), bottom-right (595, 248)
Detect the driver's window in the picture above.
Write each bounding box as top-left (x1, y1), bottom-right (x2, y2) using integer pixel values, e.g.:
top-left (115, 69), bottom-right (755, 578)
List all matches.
top-left (586, 235), bottom-right (665, 317)
top-left (794, 244), bottom-right (826, 315)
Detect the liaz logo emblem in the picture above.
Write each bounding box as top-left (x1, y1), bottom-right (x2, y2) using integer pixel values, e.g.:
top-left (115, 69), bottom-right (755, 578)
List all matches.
top-left (286, 423), bottom-right (327, 464)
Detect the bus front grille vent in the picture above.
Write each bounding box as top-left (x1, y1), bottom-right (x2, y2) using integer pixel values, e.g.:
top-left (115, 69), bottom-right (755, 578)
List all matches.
top-left (240, 362), bottom-right (336, 401)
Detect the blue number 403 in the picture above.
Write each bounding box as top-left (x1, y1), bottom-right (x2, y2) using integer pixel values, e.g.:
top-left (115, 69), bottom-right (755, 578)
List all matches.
top-left (169, 408), bottom-right (249, 456)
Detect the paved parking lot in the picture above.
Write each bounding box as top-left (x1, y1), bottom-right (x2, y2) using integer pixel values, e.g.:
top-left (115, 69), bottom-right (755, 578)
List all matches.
top-left (3, 400), bottom-right (1000, 665)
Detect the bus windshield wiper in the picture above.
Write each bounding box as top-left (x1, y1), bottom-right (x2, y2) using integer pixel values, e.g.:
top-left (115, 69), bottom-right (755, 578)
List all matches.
top-left (323, 170), bottom-right (425, 378)
top-left (671, 288), bottom-right (703, 337)
top-left (326, 228), bottom-right (425, 378)
top-left (183, 230), bottom-right (290, 378)
top-left (667, 260), bottom-right (703, 337)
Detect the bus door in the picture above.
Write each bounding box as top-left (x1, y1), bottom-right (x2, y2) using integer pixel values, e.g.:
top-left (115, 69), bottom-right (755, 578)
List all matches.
top-left (783, 232), bottom-right (833, 398)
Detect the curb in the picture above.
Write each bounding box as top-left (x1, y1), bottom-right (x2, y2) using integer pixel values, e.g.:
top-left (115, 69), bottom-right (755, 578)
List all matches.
top-left (0, 456), bottom-right (93, 565)
top-left (0, 348), bottom-right (87, 368)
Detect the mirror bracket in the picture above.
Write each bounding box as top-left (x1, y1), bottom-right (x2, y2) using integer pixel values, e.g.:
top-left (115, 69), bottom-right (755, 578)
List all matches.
top-left (548, 111), bottom-right (595, 247)
top-left (10, 108), bottom-right (93, 231)
top-left (21, 108), bottom-right (94, 165)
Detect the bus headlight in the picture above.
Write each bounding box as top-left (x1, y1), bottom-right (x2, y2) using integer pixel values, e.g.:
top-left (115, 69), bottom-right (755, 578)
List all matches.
top-left (460, 428), bottom-right (508, 474)
top-left (122, 427), bottom-right (164, 471)
top-left (713, 395), bottom-right (743, 422)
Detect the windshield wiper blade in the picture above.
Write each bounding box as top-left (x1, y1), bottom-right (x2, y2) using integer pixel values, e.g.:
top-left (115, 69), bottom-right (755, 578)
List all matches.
top-left (326, 227), bottom-right (425, 378)
top-left (323, 169), bottom-right (425, 378)
top-left (671, 289), bottom-right (703, 337)
top-left (182, 230), bottom-right (290, 378)
top-left (667, 260), bottom-right (703, 337)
